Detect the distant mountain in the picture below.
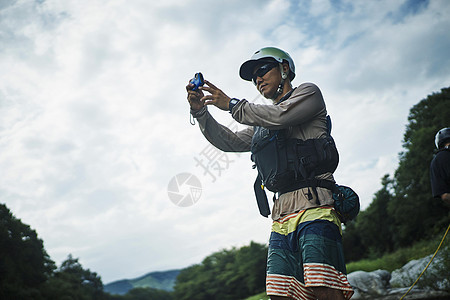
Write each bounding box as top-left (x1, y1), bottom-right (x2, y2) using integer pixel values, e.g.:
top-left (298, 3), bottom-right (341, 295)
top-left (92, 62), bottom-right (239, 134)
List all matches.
top-left (104, 269), bottom-right (180, 295)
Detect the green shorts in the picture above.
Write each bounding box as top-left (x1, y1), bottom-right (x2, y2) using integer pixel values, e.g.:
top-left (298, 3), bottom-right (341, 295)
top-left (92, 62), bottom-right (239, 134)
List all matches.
top-left (266, 207), bottom-right (354, 299)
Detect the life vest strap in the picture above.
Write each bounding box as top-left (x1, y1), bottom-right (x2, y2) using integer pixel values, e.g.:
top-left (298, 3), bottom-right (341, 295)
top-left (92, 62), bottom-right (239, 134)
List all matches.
top-left (278, 178), bottom-right (337, 196)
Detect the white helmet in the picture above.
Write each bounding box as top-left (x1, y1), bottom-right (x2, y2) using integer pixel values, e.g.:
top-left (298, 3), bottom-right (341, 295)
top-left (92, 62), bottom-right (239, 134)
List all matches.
top-left (239, 47), bottom-right (296, 82)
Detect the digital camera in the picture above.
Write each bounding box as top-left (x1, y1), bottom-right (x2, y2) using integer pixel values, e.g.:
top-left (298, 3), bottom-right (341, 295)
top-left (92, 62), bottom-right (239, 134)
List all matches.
top-left (189, 72), bottom-right (204, 91)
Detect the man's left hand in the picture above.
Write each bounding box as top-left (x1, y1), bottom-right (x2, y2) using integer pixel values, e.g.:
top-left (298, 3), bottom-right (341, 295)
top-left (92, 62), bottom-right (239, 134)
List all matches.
top-left (200, 80), bottom-right (231, 111)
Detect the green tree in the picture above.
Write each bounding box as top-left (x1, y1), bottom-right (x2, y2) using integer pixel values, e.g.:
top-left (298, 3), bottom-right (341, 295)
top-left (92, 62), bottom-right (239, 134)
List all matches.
top-left (122, 287), bottom-right (174, 300)
top-left (0, 203), bottom-right (55, 300)
top-left (342, 220), bottom-right (366, 262)
top-left (343, 87), bottom-right (450, 261)
top-left (389, 87), bottom-right (450, 247)
top-left (343, 175), bottom-right (394, 261)
top-left (174, 242), bottom-right (267, 300)
top-left (42, 254), bottom-right (107, 300)
top-left (358, 175), bottom-right (395, 257)
top-left (233, 241), bottom-right (267, 294)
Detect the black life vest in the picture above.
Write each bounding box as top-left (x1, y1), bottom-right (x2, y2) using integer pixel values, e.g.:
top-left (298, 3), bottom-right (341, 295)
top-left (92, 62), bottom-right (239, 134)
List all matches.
top-left (250, 116), bottom-right (339, 217)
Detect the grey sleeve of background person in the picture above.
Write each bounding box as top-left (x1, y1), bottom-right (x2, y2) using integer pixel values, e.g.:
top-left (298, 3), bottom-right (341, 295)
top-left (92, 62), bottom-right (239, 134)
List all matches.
top-left (191, 107), bottom-right (253, 152)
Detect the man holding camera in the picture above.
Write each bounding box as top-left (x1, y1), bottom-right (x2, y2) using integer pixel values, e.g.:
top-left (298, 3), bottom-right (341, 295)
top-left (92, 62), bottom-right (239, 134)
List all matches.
top-left (186, 47), bottom-right (353, 300)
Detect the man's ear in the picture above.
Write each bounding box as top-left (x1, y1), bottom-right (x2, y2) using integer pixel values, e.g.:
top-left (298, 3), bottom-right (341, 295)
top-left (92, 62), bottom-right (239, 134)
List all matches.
top-left (282, 63), bottom-right (290, 78)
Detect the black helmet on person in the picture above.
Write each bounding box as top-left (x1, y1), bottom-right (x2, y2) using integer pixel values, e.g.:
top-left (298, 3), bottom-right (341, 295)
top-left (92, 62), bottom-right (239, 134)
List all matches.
top-left (435, 127), bottom-right (450, 149)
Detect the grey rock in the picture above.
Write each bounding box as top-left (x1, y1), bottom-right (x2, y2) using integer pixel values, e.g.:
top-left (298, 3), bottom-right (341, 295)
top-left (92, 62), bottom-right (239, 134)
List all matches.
top-left (390, 253), bottom-right (449, 290)
top-left (348, 270), bottom-right (389, 299)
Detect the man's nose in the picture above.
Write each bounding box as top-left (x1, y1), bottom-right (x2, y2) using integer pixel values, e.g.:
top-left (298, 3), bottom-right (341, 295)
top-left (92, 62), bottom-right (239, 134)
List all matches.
top-left (255, 76), bottom-right (263, 86)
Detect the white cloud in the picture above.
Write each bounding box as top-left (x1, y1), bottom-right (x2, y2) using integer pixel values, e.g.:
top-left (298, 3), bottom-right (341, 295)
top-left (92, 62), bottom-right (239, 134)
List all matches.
top-left (1, 0), bottom-right (449, 283)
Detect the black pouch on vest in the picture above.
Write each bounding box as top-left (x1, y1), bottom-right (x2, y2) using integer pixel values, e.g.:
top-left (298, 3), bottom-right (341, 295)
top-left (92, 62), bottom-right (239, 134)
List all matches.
top-left (292, 136), bottom-right (339, 179)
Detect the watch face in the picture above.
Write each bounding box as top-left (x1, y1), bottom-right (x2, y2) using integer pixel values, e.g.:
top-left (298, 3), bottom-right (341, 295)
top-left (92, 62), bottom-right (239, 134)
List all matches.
top-left (229, 99), bottom-right (239, 112)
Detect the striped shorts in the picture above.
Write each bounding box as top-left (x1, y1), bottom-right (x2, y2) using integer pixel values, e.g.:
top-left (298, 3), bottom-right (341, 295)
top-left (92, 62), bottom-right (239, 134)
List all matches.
top-left (266, 207), bottom-right (354, 299)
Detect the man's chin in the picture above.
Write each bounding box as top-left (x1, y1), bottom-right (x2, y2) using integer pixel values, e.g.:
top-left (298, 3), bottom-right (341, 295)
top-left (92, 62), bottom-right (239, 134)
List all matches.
top-left (261, 90), bottom-right (276, 100)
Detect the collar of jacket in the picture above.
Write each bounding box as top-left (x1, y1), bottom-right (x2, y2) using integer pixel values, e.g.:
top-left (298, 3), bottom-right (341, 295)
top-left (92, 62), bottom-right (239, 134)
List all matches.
top-left (275, 87), bottom-right (296, 105)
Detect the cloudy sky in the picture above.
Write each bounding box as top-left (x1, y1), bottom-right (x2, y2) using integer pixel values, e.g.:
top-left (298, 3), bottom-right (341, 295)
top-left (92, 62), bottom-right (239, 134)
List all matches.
top-left (1, 0), bottom-right (449, 284)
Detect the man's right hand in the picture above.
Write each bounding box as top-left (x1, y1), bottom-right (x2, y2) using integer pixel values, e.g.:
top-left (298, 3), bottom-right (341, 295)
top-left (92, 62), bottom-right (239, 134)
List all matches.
top-left (186, 83), bottom-right (204, 111)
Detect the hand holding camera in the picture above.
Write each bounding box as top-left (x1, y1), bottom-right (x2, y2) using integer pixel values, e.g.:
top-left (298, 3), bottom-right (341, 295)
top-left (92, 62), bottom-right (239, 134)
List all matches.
top-left (186, 72), bottom-right (231, 112)
top-left (186, 72), bottom-right (205, 111)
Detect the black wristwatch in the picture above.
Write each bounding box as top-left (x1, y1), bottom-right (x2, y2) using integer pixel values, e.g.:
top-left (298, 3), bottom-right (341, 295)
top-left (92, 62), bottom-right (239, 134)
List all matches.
top-left (229, 98), bottom-right (240, 113)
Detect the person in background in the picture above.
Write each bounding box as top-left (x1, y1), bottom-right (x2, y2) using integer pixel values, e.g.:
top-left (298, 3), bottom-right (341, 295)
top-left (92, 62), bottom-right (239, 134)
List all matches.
top-left (186, 47), bottom-right (353, 300)
top-left (430, 127), bottom-right (450, 207)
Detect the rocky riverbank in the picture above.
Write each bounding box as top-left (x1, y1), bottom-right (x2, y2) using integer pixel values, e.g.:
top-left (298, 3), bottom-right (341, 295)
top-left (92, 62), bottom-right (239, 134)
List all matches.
top-left (348, 252), bottom-right (449, 299)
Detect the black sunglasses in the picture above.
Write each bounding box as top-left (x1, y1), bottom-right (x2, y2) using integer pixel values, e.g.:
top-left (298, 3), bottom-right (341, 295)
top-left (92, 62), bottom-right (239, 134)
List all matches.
top-left (252, 62), bottom-right (279, 85)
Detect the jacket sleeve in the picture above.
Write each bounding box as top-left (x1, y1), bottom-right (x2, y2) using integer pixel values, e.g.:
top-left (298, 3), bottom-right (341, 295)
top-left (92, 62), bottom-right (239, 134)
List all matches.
top-left (231, 82), bottom-right (326, 130)
top-left (191, 106), bottom-right (253, 153)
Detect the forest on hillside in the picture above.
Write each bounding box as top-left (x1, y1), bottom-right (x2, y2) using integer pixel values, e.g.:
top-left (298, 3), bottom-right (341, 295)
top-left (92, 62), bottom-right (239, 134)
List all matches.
top-left (1, 87), bottom-right (449, 300)
top-left (342, 86), bottom-right (450, 262)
